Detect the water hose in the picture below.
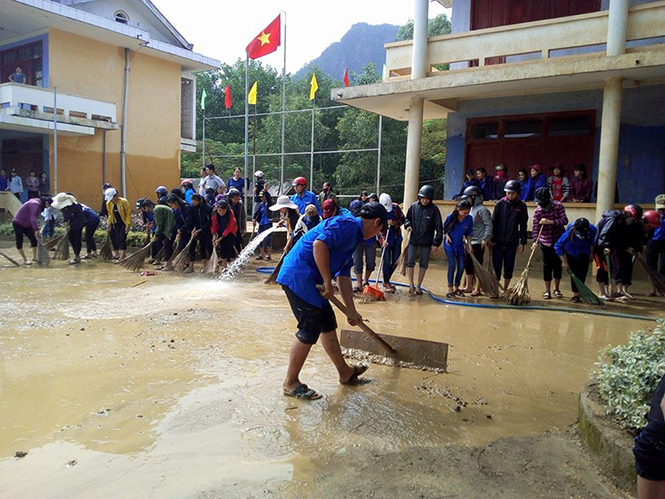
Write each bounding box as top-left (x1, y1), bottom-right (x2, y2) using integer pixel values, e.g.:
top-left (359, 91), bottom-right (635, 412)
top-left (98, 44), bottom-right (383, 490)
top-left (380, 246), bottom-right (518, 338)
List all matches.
top-left (256, 266), bottom-right (660, 323)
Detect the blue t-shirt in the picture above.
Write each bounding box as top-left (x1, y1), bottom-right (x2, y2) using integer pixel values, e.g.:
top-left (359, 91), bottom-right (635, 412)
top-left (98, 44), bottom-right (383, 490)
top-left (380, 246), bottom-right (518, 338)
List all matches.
top-left (82, 205), bottom-right (100, 225)
top-left (277, 213), bottom-right (364, 308)
top-left (184, 188), bottom-right (195, 205)
top-left (228, 177), bottom-right (245, 198)
top-left (11, 72), bottom-right (26, 84)
top-left (258, 203), bottom-right (271, 226)
top-left (290, 190), bottom-right (322, 216)
top-left (443, 214), bottom-right (473, 256)
top-left (554, 223), bottom-right (597, 258)
top-left (653, 215), bottom-right (665, 242)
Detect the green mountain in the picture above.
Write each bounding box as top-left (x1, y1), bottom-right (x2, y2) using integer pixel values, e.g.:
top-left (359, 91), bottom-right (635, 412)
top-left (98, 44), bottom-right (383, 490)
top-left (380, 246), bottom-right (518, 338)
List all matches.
top-left (296, 22), bottom-right (398, 80)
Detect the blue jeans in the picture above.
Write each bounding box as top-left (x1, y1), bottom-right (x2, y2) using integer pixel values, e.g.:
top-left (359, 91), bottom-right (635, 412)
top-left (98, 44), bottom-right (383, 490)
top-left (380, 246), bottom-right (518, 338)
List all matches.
top-left (382, 242), bottom-right (402, 283)
top-left (445, 249), bottom-right (465, 287)
top-left (41, 220), bottom-right (55, 238)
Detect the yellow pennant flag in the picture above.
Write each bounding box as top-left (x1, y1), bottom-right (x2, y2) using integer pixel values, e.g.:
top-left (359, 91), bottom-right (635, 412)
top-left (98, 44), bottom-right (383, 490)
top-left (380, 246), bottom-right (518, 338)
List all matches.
top-left (248, 81), bottom-right (257, 105)
top-left (309, 73), bottom-right (318, 101)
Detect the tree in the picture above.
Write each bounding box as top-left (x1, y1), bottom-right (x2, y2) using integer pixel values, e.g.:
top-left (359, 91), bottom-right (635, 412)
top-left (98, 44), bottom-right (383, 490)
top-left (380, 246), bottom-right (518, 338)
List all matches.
top-left (395, 13), bottom-right (452, 41)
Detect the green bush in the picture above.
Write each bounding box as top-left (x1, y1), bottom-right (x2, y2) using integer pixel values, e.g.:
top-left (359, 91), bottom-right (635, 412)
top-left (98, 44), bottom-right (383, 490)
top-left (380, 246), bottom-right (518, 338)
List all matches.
top-left (0, 223), bottom-right (148, 248)
top-left (596, 321), bottom-right (665, 430)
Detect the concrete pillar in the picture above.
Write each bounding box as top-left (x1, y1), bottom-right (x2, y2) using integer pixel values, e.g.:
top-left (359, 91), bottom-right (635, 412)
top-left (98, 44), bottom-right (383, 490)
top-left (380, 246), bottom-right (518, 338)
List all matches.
top-left (596, 77), bottom-right (623, 220)
top-left (403, 97), bottom-right (424, 209)
top-left (412, 0), bottom-right (429, 79)
top-left (606, 0), bottom-right (629, 56)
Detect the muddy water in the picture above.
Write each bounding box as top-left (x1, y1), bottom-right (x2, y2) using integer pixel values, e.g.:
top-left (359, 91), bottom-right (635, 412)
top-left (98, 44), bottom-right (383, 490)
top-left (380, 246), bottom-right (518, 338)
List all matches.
top-left (0, 253), bottom-right (660, 498)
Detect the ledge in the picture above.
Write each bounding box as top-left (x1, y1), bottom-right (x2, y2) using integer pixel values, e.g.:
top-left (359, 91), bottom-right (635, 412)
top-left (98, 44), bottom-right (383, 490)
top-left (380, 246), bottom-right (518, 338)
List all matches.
top-left (578, 380), bottom-right (637, 496)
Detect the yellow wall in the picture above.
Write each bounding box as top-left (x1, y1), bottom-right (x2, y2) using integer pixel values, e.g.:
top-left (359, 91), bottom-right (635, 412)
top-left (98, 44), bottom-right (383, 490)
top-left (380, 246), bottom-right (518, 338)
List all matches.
top-left (48, 29), bottom-right (182, 208)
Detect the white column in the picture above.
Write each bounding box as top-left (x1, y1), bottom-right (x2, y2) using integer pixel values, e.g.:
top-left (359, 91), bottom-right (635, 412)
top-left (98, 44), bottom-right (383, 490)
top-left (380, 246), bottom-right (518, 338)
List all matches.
top-left (412, 0), bottom-right (429, 79)
top-left (596, 78), bottom-right (622, 220)
top-left (606, 0), bottom-right (630, 56)
top-left (403, 97), bottom-right (424, 209)
top-left (402, 0), bottom-right (428, 208)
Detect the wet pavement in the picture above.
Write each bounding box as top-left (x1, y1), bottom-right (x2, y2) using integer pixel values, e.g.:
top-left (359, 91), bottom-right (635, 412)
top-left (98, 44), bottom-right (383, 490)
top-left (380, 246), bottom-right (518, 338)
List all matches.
top-left (0, 245), bottom-right (661, 498)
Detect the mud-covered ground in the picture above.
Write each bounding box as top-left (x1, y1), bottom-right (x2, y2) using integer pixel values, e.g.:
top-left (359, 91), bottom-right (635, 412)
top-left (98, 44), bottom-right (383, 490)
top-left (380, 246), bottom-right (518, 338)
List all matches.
top-left (0, 241), bottom-right (660, 498)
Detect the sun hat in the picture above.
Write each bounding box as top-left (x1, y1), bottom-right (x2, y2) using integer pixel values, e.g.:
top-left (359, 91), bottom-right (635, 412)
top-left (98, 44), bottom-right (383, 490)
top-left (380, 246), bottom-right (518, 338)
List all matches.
top-left (379, 193), bottom-right (393, 213)
top-left (656, 194), bottom-right (665, 210)
top-left (104, 187), bottom-right (117, 202)
top-left (51, 192), bottom-right (77, 210)
top-left (269, 195), bottom-right (298, 211)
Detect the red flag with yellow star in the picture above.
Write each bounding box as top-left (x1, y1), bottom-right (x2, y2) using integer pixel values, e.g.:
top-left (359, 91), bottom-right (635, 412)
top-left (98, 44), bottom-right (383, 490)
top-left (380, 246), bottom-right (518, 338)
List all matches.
top-left (246, 15), bottom-right (281, 59)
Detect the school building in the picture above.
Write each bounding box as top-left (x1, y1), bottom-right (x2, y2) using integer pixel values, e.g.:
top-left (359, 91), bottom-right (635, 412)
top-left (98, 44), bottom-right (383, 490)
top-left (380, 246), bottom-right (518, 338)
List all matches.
top-left (333, 0), bottom-right (665, 222)
top-left (0, 0), bottom-right (219, 208)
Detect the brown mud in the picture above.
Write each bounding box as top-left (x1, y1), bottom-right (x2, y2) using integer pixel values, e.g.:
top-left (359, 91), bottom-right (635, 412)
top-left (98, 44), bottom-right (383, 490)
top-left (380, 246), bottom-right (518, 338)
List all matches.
top-left (0, 243), bottom-right (661, 498)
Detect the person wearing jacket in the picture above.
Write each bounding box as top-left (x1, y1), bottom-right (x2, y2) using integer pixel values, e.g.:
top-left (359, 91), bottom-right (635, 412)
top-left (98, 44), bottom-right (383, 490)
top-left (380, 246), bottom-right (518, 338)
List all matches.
top-left (476, 167), bottom-right (495, 201)
top-left (493, 164), bottom-right (510, 201)
top-left (189, 193), bottom-right (213, 271)
top-left (457, 169), bottom-right (479, 199)
top-left (532, 188), bottom-right (568, 299)
top-left (443, 199), bottom-right (474, 298)
top-left (211, 199), bottom-right (238, 268)
top-left (167, 194), bottom-right (196, 270)
top-left (569, 163), bottom-right (593, 203)
top-left (290, 176), bottom-right (321, 216)
top-left (253, 190), bottom-right (273, 261)
top-left (492, 179), bottom-right (528, 290)
top-left (318, 181), bottom-right (336, 206)
top-left (461, 186), bottom-right (493, 296)
top-left (404, 185), bottom-right (443, 295)
top-left (517, 169), bottom-right (529, 201)
top-left (547, 163), bottom-right (570, 202)
top-left (646, 195), bottom-right (665, 296)
top-left (140, 199), bottom-right (175, 267)
top-left (379, 193), bottom-right (405, 293)
top-left (104, 188), bottom-right (131, 261)
top-left (555, 218), bottom-right (596, 303)
top-left (525, 164), bottom-right (546, 201)
top-left (52, 192), bottom-right (86, 265)
top-left (228, 188), bottom-right (246, 257)
top-left (81, 204), bottom-right (100, 259)
top-left (12, 196), bottom-right (51, 265)
top-left (8, 169), bottom-right (23, 199)
top-left (181, 180), bottom-right (195, 204)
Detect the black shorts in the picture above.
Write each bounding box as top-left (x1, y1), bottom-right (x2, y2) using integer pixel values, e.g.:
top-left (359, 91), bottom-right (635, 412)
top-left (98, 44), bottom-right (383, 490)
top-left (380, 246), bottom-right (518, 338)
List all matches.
top-left (634, 422), bottom-right (665, 481)
top-left (282, 285), bottom-right (337, 345)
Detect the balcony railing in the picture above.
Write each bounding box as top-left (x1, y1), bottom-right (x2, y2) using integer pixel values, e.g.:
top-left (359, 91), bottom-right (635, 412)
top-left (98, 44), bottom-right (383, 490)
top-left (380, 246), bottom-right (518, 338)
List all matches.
top-left (0, 82), bottom-right (117, 128)
top-left (385, 1), bottom-right (665, 78)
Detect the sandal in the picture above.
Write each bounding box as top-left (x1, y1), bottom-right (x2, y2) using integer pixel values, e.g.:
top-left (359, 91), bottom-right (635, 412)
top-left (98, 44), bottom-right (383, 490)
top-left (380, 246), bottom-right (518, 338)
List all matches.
top-left (446, 292), bottom-right (457, 298)
top-left (353, 286), bottom-right (362, 293)
top-left (554, 290), bottom-right (563, 299)
top-left (455, 289), bottom-right (466, 297)
top-left (471, 290), bottom-right (482, 297)
top-left (542, 291), bottom-right (551, 300)
top-left (341, 364), bottom-right (369, 385)
top-left (570, 296), bottom-right (581, 303)
top-left (283, 384), bottom-right (322, 400)
top-left (416, 288), bottom-right (424, 296)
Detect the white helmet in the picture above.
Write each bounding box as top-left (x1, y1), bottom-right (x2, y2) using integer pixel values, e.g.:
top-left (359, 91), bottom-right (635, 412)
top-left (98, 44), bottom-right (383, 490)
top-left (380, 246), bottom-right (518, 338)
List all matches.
top-left (379, 193), bottom-right (393, 213)
top-left (255, 171), bottom-right (264, 178)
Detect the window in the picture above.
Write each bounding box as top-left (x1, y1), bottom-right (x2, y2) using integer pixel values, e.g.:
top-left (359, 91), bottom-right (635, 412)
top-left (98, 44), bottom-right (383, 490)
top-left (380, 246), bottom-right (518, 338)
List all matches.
top-left (468, 121), bottom-right (499, 140)
top-left (114, 11), bottom-right (129, 24)
top-left (504, 119), bottom-right (542, 139)
top-left (548, 115), bottom-right (592, 136)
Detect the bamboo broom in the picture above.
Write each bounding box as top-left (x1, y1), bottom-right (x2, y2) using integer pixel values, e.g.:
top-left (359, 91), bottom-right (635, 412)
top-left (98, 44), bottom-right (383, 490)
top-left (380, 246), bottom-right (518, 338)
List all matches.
top-left (635, 253), bottom-right (665, 297)
top-left (264, 249), bottom-right (288, 284)
top-left (565, 268), bottom-right (605, 305)
top-left (119, 241), bottom-right (153, 271)
top-left (53, 231), bottom-right (70, 261)
top-left (469, 250), bottom-right (501, 298)
top-left (36, 239), bottom-right (50, 266)
top-left (43, 233), bottom-right (66, 251)
top-left (172, 230), bottom-right (200, 273)
top-left (397, 231), bottom-right (411, 277)
top-left (0, 251), bottom-right (20, 267)
top-left (504, 226), bottom-right (544, 306)
top-left (99, 231), bottom-right (114, 261)
top-left (203, 242), bottom-right (219, 274)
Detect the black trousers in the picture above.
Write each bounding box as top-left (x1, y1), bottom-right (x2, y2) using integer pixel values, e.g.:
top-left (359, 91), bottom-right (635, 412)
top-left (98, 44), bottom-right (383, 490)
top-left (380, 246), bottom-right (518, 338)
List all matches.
top-left (647, 239), bottom-right (665, 277)
top-left (464, 243), bottom-right (484, 274)
top-left (85, 220), bottom-right (100, 253)
top-left (152, 232), bottom-right (173, 261)
top-left (566, 252), bottom-right (590, 293)
top-left (13, 222), bottom-right (37, 250)
top-left (189, 230), bottom-right (212, 261)
top-left (69, 227), bottom-right (83, 257)
top-left (492, 242), bottom-right (518, 280)
top-left (615, 250), bottom-right (634, 286)
top-left (110, 219), bottom-right (127, 251)
top-left (541, 244), bottom-right (562, 282)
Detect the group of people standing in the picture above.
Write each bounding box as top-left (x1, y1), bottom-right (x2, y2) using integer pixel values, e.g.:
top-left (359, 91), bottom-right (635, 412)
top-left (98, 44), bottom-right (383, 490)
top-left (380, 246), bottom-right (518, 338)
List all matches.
top-left (1, 169), bottom-right (50, 200)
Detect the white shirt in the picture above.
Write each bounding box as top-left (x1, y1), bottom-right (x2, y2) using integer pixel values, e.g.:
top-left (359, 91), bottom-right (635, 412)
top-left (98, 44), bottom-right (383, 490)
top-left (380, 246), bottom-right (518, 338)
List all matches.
top-left (199, 174), bottom-right (225, 195)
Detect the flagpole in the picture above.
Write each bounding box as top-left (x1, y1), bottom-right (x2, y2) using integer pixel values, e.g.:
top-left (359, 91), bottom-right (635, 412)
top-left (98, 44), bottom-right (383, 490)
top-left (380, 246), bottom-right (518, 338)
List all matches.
top-left (244, 53), bottom-right (250, 220)
top-left (279, 10), bottom-right (287, 195)
top-left (202, 109), bottom-right (206, 170)
top-left (252, 105), bottom-right (257, 216)
top-left (376, 114), bottom-right (382, 193)
top-left (310, 96), bottom-right (314, 188)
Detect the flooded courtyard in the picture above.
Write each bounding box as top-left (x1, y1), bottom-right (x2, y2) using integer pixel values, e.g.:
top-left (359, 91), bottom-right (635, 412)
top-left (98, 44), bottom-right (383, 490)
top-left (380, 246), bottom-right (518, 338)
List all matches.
top-left (0, 247), bottom-right (661, 498)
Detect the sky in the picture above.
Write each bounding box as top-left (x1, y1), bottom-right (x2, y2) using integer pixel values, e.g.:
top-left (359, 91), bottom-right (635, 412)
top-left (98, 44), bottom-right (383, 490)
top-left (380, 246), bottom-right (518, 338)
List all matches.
top-left (154, 0), bottom-right (449, 73)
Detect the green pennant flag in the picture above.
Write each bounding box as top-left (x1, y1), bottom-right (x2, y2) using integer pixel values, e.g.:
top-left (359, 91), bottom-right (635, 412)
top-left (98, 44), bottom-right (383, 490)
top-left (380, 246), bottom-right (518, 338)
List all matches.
top-left (200, 88), bottom-right (207, 110)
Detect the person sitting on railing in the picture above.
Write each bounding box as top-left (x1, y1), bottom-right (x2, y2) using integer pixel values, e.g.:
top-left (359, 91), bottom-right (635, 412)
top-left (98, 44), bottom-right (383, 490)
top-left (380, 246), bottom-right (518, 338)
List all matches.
top-left (569, 163), bottom-right (593, 203)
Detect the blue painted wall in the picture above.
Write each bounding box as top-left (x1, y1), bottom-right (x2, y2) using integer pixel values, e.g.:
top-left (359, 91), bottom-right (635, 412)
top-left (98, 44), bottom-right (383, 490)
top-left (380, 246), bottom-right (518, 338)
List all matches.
top-left (444, 84), bottom-right (665, 204)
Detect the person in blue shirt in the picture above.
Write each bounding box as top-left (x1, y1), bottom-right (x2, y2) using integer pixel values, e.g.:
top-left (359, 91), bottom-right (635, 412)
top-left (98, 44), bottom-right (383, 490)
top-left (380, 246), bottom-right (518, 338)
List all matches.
top-left (476, 168), bottom-right (495, 201)
top-left (181, 180), bottom-right (195, 204)
top-left (554, 218), bottom-right (596, 303)
top-left (290, 176), bottom-right (322, 216)
top-left (81, 204), bottom-right (101, 259)
top-left (276, 202), bottom-right (388, 400)
top-left (227, 167), bottom-right (246, 199)
top-left (443, 199), bottom-right (473, 297)
top-left (0, 169), bottom-right (8, 192)
top-left (646, 199), bottom-right (665, 296)
top-left (526, 164), bottom-right (547, 201)
top-left (517, 169), bottom-right (529, 201)
top-left (253, 190), bottom-right (273, 261)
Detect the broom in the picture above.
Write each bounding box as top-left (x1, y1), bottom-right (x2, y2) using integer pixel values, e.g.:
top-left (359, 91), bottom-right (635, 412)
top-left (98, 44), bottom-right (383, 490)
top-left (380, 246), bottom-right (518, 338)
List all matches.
top-left (99, 231), bottom-right (114, 261)
top-left (265, 249), bottom-right (288, 284)
top-left (469, 249), bottom-right (501, 299)
top-left (203, 243), bottom-right (219, 274)
top-left (635, 253), bottom-right (665, 297)
top-left (397, 231), bottom-right (411, 277)
top-left (36, 239), bottom-right (50, 266)
top-left (565, 268), bottom-right (605, 305)
top-left (43, 233), bottom-right (66, 251)
top-left (53, 231), bottom-right (70, 261)
top-left (363, 245), bottom-right (386, 301)
top-left (0, 251), bottom-right (20, 267)
top-left (119, 241), bottom-right (152, 271)
top-left (505, 225), bottom-right (544, 306)
top-left (172, 230), bottom-right (200, 273)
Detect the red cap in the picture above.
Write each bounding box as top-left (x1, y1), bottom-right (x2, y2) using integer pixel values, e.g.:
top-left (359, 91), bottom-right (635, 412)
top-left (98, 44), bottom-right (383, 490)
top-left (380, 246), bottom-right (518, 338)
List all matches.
top-left (322, 199), bottom-right (336, 219)
top-left (292, 176), bottom-right (307, 187)
top-left (531, 164), bottom-right (542, 173)
top-left (643, 210), bottom-right (661, 229)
